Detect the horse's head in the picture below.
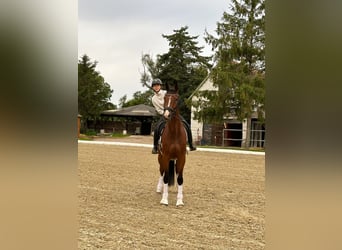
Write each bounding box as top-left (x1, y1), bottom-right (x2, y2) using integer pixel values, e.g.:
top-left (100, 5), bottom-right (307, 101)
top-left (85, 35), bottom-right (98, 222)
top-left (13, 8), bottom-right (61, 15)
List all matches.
top-left (163, 93), bottom-right (179, 120)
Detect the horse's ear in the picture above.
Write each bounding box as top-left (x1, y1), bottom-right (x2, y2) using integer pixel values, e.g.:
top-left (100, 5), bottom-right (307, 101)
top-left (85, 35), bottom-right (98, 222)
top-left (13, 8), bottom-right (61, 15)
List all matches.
top-left (166, 79), bottom-right (179, 93)
top-left (174, 80), bottom-right (179, 93)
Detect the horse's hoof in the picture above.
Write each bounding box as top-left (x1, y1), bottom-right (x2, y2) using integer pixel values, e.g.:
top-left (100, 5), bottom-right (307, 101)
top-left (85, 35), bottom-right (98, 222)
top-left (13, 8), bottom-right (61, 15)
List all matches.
top-left (160, 199), bottom-right (168, 205)
top-left (156, 189), bottom-right (162, 193)
top-left (176, 200), bottom-right (184, 206)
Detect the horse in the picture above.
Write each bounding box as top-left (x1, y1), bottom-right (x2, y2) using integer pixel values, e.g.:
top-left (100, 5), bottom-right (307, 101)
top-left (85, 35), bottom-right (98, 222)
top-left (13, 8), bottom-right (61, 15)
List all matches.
top-left (156, 88), bottom-right (187, 206)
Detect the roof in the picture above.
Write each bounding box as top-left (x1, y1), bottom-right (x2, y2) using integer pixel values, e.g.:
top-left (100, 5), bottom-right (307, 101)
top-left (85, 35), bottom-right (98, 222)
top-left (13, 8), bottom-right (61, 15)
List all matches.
top-left (188, 74), bottom-right (217, 100)
top-left (189, 75), bottom-right (210, 100)
top-left (101, 104), bottom-right (157, 117)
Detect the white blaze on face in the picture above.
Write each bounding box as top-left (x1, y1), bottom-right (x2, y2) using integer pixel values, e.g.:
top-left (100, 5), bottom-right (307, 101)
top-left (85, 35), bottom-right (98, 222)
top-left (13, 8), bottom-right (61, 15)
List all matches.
top-left (163, 97), bottom-right (172, 119)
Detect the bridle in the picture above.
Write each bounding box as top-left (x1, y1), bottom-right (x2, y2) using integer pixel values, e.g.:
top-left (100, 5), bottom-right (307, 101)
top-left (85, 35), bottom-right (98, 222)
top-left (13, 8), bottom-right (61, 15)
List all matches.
top-left (163, 93), bottom-right (179, 120)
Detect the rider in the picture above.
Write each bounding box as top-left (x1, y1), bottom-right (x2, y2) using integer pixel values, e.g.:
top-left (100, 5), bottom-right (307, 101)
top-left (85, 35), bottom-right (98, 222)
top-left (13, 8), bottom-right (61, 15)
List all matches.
top-left (151, 78), bottom-right (196, 154)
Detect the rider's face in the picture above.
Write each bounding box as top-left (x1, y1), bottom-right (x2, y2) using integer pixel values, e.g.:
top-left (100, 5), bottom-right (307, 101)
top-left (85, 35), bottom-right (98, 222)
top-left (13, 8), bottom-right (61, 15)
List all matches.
top-left (153, 84), bottom-right (161, 92)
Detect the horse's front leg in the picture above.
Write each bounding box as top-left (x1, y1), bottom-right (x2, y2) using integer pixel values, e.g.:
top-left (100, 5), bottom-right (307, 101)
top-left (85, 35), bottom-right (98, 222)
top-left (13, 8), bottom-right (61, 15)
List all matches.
top-left (156, 175), bottom-right (163, 193)
top-left (160, 182), bottom-right (168, 205)
top-left (176, 174), bottom-right (184, 206)
top-left (160, 160), bottom-right (169, 206)
top-left (176, 158), bottom-right (185, 207)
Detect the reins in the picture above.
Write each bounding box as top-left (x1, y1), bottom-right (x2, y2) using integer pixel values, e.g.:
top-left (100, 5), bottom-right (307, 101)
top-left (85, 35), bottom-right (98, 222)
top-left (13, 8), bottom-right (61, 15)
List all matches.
top-left (164, 107), bottom-right (176, 120)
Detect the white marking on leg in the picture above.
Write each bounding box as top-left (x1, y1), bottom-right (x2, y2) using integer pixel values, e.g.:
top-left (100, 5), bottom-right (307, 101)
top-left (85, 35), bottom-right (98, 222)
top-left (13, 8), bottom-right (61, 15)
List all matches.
top-left (160, 183), bottom-right (168, 205)
top-left (156, 176), bottom-right (163, 193)
top-left (176, 184), bottom-right (184, 206)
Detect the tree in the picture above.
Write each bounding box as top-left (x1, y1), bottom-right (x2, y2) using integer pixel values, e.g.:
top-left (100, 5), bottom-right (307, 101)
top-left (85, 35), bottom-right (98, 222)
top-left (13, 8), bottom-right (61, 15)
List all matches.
top-left (78, 54), bottom-right (113, 130)
top-left (192, 0), bottom-right (265, 147)
top-left (140, 53), bottom-right (160, 87)
top-left (140, 26), bottom-right (211, 122)
top-left (104, 102), bottom-right (117, 110)
top-left (118, 95), bottom-right (127, 108)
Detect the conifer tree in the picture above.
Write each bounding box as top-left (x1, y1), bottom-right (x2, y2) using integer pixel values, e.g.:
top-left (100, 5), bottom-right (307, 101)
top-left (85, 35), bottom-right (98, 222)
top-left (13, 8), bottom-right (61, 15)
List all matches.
top-left (192, 0), bottom-right (265, 147)
top-left (78, 54), bottom-right (113, 130)
top-left (141, 26), bottom-right (210, 122)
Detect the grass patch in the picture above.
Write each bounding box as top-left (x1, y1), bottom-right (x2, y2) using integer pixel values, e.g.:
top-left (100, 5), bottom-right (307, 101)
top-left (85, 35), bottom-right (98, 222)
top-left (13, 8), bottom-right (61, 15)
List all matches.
top-left (110, 133), bottom-right (131, 138)
top-left (199, 145), bottom-right (265, 152)
top-left (78, 134), bottom-right (94, 140)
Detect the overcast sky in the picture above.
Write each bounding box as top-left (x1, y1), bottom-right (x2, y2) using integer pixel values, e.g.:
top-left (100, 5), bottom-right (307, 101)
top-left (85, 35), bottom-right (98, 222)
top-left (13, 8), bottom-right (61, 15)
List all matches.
top-left (78, 0), bottom-right (230, 106)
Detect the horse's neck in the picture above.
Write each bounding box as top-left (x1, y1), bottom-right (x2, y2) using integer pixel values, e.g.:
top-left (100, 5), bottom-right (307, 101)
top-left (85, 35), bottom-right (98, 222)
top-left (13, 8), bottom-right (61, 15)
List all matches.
top-left (168, 112), bottom-right (182, 134)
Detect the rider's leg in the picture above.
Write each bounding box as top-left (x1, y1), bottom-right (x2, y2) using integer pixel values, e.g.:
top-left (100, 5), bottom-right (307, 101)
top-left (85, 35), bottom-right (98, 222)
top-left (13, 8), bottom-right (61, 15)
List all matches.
top-left (152, 118), bottom-right (165, 154)
top-left (152, 125), bottom-right (159, 154)
top-left (180, 116), bottom-right (196, 151)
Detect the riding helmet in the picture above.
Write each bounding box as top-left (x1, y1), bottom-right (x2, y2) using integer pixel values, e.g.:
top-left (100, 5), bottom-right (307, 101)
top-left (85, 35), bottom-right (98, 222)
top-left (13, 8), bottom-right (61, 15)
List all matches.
top-left (151, 78), bottom-right (162, 86)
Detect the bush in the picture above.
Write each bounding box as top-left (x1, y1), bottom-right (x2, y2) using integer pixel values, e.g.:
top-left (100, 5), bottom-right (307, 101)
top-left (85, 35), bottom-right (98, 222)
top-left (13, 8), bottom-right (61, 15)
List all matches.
top-left (111, 133), bottom-right (130, 138)
top-left (85, 129), bottom-right (97, 136)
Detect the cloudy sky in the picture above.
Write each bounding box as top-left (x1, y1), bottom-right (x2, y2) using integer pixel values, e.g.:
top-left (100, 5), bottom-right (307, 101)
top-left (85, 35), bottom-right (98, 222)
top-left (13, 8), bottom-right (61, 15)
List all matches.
top-left (79, 0), bottom-right (230, 106)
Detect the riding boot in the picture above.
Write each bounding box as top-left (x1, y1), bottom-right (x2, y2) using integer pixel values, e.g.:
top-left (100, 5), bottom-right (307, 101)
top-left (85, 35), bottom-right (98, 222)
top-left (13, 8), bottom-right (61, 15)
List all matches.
top-left (181, 117), bottom-right (196, 151)
top-left (152, 128), bottom-right (159, 154)
top-left (152, 118), bottom-right (165, 154)
top-left (188, 136), bottom-right (197, 151)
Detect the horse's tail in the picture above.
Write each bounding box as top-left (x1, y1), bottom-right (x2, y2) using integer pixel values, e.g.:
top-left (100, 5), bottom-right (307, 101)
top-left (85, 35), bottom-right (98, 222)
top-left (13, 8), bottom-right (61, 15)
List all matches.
top-left (168, 160), bottom-right (175, 186)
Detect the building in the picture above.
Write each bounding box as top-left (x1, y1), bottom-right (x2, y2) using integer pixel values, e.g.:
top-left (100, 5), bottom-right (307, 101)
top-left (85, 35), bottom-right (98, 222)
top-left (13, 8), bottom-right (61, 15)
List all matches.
top-left (86, 104), bottom-right (158, 135)
top-left (189, 76), bottom-right (265, 148)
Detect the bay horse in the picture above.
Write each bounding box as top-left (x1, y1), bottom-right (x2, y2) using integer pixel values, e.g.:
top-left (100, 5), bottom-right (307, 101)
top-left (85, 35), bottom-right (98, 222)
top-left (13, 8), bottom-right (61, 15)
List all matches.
top-left (156, 88), bottom-right (187, 206)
